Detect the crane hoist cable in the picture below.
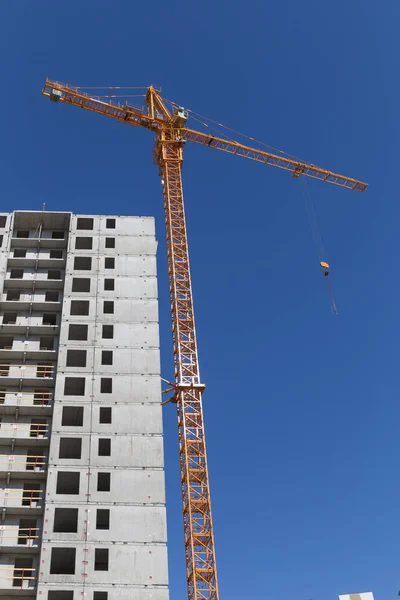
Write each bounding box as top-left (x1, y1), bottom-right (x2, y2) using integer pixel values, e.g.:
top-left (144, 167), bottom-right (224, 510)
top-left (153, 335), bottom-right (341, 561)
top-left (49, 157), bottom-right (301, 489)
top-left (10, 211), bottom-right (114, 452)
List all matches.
top-left (302, 178), bottom-right (338, 315)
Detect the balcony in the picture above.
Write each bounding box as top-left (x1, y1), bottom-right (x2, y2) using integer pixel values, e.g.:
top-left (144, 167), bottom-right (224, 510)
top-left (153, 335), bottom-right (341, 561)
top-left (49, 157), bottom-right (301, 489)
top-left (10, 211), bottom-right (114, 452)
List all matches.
top-left (0, 349), bottom-right (57, 361)
top-left (0, 322), bottom-right (60, 336)
top-left (0, 391), bottom-right (53, 417)
top-left (0, 560), bottom-right (38, 594)
top-left (0, 525), bottom-right (41, 552)
top-left (3, 276), bottom-right (64, 290)
top-left (0, 299), bottom-right (61, 312)
top-left (0, 342), bottom-right (57, 362)
top-left (0, 454), bottom-right (47, 479)
top-left (7, 256), bottom-right (65, 269)
top-left (0, 364), bottom-right (55, 386)
top-left (10, 235), bottom-right (67, 249)
top-left (0, 420), bottom-right (50, 446)
top-left (0, 312), bottom-right (60, 335)
top-left (0, 486), bottom-right (44, 513)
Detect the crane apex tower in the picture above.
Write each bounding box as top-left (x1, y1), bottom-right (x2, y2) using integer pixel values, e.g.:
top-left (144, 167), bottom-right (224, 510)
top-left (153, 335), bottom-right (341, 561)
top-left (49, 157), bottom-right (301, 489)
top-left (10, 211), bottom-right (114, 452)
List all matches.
top-left (0, 211), bottom-right (169, 600)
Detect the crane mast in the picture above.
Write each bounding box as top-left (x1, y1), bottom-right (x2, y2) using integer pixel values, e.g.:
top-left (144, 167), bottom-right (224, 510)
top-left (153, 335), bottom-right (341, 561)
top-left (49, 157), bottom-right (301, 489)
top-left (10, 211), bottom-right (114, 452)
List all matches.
top-left (157, 130), bottom-right (218, 600)
top-left (42, 79), bottom-right (368, 600)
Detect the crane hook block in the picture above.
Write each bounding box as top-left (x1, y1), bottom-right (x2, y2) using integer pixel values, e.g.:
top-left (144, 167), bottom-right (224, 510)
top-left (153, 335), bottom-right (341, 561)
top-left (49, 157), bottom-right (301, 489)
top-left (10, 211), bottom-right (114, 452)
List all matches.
top-left (320, 261), bottom-right (330, 276)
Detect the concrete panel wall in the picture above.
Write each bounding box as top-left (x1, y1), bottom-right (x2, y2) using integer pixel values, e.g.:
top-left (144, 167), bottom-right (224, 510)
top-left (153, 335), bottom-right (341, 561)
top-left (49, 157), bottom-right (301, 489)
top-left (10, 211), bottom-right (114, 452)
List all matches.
top-left (54, 373), bottom-right (161, 403)
top-left (45, 467), bottom-right (166, 505)
top-left (37, 214), bottom-right (168, 600)
top-left (51, 403), bottom-right (163, 434)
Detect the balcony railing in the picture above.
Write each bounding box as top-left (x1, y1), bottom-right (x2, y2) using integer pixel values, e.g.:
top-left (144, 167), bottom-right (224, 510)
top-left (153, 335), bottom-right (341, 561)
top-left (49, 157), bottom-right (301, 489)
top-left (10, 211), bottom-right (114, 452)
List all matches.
top-left (0, 527), bottom-right (41, 546)
top-left (0, 364), bottom-right (55, 378)
top-left (0, 455), bottom-right (47, 472)
top-left (0, 423), bottom-right (49, 438)
top-left (0, 489), bottom-right (43, 508)
top-left (0, 391), bottom-right (53, 407)
top-left (0, 565), bottom-right (37, 589)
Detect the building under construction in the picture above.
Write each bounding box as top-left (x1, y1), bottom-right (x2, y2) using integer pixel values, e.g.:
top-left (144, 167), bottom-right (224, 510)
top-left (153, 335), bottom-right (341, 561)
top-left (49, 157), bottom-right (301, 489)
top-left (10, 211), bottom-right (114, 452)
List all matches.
top-left (0, 210), bottom-right (169, 599)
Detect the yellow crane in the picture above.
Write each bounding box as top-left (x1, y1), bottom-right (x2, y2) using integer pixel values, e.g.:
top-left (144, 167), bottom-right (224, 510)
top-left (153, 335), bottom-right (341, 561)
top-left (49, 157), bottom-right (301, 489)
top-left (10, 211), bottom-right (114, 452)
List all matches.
top-left (42, 79), bottom-right (368, 600)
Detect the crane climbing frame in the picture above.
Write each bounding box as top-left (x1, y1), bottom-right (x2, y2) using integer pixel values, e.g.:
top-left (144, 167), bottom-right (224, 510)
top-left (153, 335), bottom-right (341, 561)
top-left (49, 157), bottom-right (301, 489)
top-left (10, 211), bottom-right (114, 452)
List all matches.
top-left (42, 79), bottom-right (368, 600)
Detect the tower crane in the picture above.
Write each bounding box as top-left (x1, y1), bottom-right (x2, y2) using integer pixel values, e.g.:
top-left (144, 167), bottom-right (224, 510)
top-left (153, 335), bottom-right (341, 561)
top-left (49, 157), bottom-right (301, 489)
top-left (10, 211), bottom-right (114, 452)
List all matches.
top-left (42, 79), bottom-right (368, 600)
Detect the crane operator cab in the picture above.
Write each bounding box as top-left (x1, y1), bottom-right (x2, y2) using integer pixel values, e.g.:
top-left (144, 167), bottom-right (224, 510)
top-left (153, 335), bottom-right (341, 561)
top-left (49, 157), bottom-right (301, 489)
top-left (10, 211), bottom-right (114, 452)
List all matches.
top-left (172, 107), bottom-right (189, 128)
top-left (320, 261), bottom-right (330, 276)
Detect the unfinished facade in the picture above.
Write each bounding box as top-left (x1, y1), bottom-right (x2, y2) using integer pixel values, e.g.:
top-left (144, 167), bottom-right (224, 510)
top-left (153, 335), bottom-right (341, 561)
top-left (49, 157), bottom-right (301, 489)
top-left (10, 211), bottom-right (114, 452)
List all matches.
top-left (0, 211), bottom-right (168, 600)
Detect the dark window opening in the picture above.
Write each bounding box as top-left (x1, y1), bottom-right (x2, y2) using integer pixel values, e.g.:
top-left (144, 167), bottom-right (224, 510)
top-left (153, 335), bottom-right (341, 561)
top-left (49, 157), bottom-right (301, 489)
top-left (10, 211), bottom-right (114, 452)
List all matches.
top-left (30, 418), bottom-right (47, 437)
top-left (52, 231), bottom-right (65, 239)
top-left (39, 337), bottom-right (54, 350)
top-left (62, 406), bottom-right (84, 427)
top-left (13, 249), bottom-right (26, 258)
top-left (45, 290), bottom-right (59, 302)
top-left (94, 548), bottom-right (109, 571)
top-left (72, 278), bottom-right (90, 293)
top-left (66, 350), bottom-right (87, 367)
top-left (0, 216), bottom-right (6, 227)
top-left (56, 471), bottom-right (80, 495)
top-left (50, 547), bottom-right (76, 574)
top-left (33, 389), bottom-right (51, 406)
top-left (49, 249), bottom-right (63, 259)
top-left (105, 257), bottom-right (115, 269)
top-left (43, 313), bottom-right (57, 325)
top-left (6, 290), bottom-right (20, 301)
top-left (26, 452), bottom-right (41, 471)
top-left (74, 256), bottom-right (92, 270)
top-left (16, 230), bottom-right (29, 238)
top-left (98, 439), bottom-right (111, 456)
top-left (68, 324), bottom-right (88, 341)
top-left (75, 236), bottom-right (93, 250)
top-left (0, 337), bottom-right (13, 350)
top-left (0, 389), bottom-right (6, 404)
top-left (96, 509), bottom-right (110, 530)
top-left (104, 278), bottom-right (114, 291)
top-left (64, 377), bottom-right (85, 396)
top-left (102, 325), bottom-right (113, 339)
top-left (105, 237), bottom-right (115, 248)
top-left (48, 269), bottom-right (61, 280)
top-left (77, 217), bottom-right (94, 230)
top-left (70, 300), bottom-right (90, 316)
top-left (97, 472), bottom-right (110, 491)
top-left (53, 508), bottom-right (78, 533)
top-left (59, 438), bottom-right (82, 459)
top-left (17, 518), bottom-right (37, 545)
top-left (13, 558), bottom-right (33, 588)
top-left (36, 362), bottom-right (52, 378)
top-left (106, 218), bottom-right (115, 229)
top-left (100, 378), bottom-right (112, 393)
top-left (103, 301), bottom-right (114, 314)
top-left (10, 268), bottom-right (23, 279)
top-left (101, 351), bottom-right (113, 365)
top-left (99, 407), bottom-right (112, 424)
top-left (22, 483), bottom-right (41, 506)
top-left (48, 592), bottom-right (74, 600)
top-left (0, 363), bottom-right (10, 376)
top-left (94, 593), bottom-right (108, 600)
top-left (3, 312), bottom-right (17, 324)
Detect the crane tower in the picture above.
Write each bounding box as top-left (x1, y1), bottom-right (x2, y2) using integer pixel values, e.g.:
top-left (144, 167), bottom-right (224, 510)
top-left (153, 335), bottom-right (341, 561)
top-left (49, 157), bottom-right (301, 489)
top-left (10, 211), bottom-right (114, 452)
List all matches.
top-left (42, 79), bottom-right (368, 600)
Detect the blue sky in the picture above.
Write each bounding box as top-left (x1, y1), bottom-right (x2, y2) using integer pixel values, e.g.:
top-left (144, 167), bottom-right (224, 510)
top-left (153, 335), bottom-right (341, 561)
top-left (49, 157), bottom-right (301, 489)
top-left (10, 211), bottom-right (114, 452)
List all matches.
top-left (1, 2), bottom-right (399, 599)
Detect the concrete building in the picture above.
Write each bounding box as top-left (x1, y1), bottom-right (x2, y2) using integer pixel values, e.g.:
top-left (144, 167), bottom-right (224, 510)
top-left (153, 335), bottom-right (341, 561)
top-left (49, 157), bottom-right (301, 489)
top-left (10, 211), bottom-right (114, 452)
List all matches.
top-left (0, 211), bottom-right (169, 600)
